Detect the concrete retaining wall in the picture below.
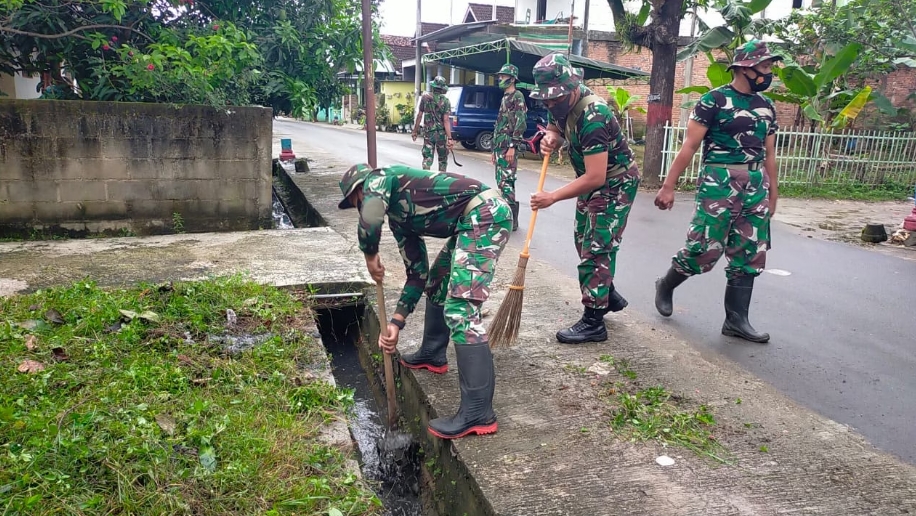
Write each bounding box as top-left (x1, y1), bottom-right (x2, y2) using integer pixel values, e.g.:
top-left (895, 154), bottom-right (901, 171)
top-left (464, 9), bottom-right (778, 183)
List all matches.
top-left (0, 99), bottom-right (273, 236)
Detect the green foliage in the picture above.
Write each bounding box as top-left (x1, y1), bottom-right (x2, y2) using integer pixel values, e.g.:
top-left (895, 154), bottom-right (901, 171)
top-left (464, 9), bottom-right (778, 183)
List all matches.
top-left (0, 0), bottom-right (382, 111)
top-left (0, 276), bottom-right (381, 514)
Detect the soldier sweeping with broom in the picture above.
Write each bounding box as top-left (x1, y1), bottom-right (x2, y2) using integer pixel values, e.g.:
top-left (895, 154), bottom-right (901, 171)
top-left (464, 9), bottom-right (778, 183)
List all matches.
top-left (338, 163), bottom-right (512, 439)
top-left (523, 53), bottom-right (641, 345)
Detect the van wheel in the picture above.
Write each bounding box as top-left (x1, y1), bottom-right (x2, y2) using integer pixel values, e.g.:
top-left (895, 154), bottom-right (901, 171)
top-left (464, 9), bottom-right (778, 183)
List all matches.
top-left (460, 141), bottom-right (476, 150)
top-left (474, 132), bottom-right (493, 153)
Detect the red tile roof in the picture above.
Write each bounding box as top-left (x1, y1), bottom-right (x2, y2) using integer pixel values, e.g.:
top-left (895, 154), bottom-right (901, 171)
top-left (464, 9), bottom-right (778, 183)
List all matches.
top-left (466, 3), bottom-right (515, 24)
top-left (380, 34), bottom-right (416, 69)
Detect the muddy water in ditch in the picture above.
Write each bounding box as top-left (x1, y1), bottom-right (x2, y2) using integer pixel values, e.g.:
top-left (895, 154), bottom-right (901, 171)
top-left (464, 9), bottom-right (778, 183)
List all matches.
top-left (316, 306), bottom-right (424, 516)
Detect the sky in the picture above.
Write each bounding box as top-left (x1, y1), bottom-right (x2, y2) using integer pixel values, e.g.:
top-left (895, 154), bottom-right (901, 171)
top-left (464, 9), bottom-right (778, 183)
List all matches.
top-left (379, 0), bottom-right (516, 37)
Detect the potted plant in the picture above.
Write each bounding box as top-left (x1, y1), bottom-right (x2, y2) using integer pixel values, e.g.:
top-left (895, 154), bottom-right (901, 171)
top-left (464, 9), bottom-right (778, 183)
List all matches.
top-left (376, 105), bottom-right (390, 132)
top-left (396, 103), bottom-right (415, 133)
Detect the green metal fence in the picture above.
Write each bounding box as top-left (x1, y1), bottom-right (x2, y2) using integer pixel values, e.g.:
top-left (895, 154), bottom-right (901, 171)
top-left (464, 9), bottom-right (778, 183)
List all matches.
top-left (661, 125), bottom-right (916, 187)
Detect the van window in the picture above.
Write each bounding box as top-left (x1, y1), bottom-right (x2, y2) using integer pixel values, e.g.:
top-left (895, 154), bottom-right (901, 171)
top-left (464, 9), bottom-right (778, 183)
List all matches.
top-left (445, 87), bottom-right (462, 113)
top-left (463, 90), bottom-right (488, 109)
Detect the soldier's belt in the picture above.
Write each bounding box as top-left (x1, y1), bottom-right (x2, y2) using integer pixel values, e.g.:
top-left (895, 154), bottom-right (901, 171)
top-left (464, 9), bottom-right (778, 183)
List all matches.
top-left (607, 165), bottom-right (630, 178)
top-left (463, 189), bottom-right (502, 217)
top-left (704, 162), bottom-right (762, 171)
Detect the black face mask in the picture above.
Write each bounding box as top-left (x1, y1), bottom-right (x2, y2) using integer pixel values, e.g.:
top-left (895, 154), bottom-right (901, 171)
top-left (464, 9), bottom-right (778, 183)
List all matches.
top-left (745, 68), bottom-right (773, 92)
top-left (548, 95), bottom-right (576, 124)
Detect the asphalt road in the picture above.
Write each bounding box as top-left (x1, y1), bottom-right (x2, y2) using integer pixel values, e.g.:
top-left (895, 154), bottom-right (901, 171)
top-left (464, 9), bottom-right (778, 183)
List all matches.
top-left (276, 120), bottom-right (916, 465)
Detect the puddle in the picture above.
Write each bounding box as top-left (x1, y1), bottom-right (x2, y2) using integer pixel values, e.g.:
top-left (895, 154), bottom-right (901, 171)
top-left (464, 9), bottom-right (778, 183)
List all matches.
top-left (315, 304), bottom-right (424, 516)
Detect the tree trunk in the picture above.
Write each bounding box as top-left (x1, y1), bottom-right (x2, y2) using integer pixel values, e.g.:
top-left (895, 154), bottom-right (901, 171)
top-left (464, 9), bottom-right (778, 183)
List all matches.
top-left (606, 0), bottom-right (685, 186)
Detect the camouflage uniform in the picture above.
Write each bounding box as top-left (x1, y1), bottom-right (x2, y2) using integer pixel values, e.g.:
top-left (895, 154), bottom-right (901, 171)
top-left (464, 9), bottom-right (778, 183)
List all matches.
top-left (419, 77), bottom-right (452, 172)
top-left (672, 51), bottom-right (779, 279)
top-left (338, 164), bottom-right (511, 344)
top-left (337, 163), bottom-right (510, 440)
top-left (492, 64), bottom-right (527, 219)
top-left (530, 54), bottom-right (640, 344)
top-left (655, 40), bottom-right (782, 344)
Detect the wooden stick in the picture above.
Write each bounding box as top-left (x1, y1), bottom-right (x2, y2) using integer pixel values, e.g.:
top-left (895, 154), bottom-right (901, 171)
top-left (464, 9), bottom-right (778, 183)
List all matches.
top-left (375, 282), bottom-right (398, 430)
top-left (523, 154), bottom-right (551, 258)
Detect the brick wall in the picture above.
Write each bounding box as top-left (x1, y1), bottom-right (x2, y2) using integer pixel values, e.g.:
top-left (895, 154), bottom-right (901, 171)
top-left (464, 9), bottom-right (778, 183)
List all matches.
top-left (586, 38), bottom-right (915, 134)
top-left (0, 100), bottom-right (273, 237)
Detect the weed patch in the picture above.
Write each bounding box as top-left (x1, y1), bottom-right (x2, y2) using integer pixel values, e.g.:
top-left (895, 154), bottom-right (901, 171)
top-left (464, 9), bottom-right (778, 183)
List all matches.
top-left (598, 355), bottom-right (729, 463)
top-left (0, 275), bottom-right (380, 515)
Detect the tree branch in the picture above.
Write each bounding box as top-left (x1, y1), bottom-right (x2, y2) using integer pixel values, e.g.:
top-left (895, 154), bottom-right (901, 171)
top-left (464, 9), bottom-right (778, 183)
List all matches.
top-left (0, 23), bottom-right (153, 42)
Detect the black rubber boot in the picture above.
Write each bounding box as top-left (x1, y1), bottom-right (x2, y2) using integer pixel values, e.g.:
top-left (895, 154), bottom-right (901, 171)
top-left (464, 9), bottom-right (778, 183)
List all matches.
top-left (655, 267), bottom-right (689, 317)
top-left (556, 307), bottom-right (607, 344)
top-left (510, 201), bottom-right (519, 232)
top-left (399, 299), bottom-right (450, 374)
top-left (721, 276), bottom-right (770, 343)
top-left (428, 343), bottom-right (498, 439)
top-left (607, 284), bottom-right (628, 313)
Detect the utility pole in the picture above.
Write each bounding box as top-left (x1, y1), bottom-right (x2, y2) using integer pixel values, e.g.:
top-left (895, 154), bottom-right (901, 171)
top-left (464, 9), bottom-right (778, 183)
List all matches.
top-left (566, 0), bottom-right (575, 57)
top-left (679, 10), bottom-right (699, 126)
top-left (361, 0), bottom-right (377, 168)
top-left (492, 0), bottom-right (497, 20)
top-left (414, 0), bottom-right (422, 100)
top-left (583, 0), bottom-right (590, 57)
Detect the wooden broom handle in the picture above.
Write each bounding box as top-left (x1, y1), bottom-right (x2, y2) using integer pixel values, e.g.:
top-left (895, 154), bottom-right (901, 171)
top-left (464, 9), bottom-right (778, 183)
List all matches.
top-left (375, 282), bottom-right (399, 430)
top-left (522, 154), bottom-right (551, 257)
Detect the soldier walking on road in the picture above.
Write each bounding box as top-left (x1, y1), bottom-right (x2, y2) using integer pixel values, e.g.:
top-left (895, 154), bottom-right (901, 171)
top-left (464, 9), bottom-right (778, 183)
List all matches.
top-left (338, 163), bottom-right (511, 439)
top-left (412, 76), bottom-right (454, 172)
top-left (492, 63), bottom-right (528, 231)
top-left (653, 40), bottom-right (782, 344)
top-left (528, 53), bottom-right (641, 345)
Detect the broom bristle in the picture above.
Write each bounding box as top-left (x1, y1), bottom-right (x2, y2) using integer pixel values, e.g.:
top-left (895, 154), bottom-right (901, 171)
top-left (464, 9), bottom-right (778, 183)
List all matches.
top-left (487, 260), bottom-right (529, 349)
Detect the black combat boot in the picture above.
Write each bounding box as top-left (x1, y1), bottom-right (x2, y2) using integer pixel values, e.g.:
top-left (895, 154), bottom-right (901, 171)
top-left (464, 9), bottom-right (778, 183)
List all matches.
top-left (556, 307), bottom-right (607, 344)
top-left (510, 201), bottom-right (519, 232)
top-left (428, 343), bottom-right (498, 439)
top-left (721, 275), bottom-right (770, 343)
top-left (655, 267), bottom-right (689, 317)
top-left (399, 299), bottom-right (450, 374)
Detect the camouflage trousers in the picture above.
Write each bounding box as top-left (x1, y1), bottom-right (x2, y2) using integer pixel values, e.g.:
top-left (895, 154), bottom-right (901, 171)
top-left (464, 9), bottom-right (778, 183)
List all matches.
top-left (494, 150), bottom-right (518, 204)
top-left (424, 196), bottom-right (512, 345)
top-left (422, 131), bottom-right (449, 172)
top-left (575, 166), bottom-right (640, 310)
top-left (672, 164), bottom-right (771, 279)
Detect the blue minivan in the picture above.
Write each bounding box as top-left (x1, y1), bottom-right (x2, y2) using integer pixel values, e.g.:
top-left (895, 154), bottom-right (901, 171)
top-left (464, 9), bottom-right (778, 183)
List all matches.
top-left (445, 84), bottom-right (549, 153)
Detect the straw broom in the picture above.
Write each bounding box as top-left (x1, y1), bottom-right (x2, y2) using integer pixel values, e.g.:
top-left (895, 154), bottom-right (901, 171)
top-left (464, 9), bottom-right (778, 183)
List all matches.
top-left (488, 154), bottom-right (551, 349)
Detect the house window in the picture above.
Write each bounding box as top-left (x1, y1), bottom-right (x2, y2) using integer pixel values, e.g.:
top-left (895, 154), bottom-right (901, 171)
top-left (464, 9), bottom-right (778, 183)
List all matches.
top-left (537, 0), bottom-right (547, 22)
top-left (792, 0), bottom-right (802, 7)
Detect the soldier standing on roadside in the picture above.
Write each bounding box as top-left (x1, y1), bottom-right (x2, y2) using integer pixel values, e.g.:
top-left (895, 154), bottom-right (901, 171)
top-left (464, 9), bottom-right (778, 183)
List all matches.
top-left (412, 76), bottom-right (454, 172)
top-left (491, 63), bottom-right (527, 231)
top-left (528, 53), bottom-right (641, 345)
top-left (653, 40), bottom-right (781, 344)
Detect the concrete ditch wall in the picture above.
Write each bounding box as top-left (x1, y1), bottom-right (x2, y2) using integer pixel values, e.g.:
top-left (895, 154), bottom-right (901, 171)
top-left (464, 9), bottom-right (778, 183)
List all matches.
top-left (0, 99), bottom-right (273, 236)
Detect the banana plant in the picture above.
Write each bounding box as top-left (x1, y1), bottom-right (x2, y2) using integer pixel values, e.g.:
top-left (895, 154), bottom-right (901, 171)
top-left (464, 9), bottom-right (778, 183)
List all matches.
top-left (606, 86), bottom-right (646, 141)
top-left (673, 56), bottom-right (733, 109)
top-left (676, 0), bottom-right (777, 63)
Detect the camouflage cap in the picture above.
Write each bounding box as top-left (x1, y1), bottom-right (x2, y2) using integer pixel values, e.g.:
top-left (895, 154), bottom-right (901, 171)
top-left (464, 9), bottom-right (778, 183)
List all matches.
top-left (429, 76), bottom-right (448, 92)
top-left (338, 163), bottom-right (373, 210)
top-left (729, 40), bottom-right (783, 70)
top-left (529, 53), bottom-right (581, 100)
top-left (497, 63), bottom-right (519, 80)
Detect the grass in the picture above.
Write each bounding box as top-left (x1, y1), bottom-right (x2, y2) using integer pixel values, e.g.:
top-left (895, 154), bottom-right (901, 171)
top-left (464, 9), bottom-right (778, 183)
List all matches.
top-left (598, 355), bottom-right (729, 464)
top-left (0, 275), bottom-right (381, 515)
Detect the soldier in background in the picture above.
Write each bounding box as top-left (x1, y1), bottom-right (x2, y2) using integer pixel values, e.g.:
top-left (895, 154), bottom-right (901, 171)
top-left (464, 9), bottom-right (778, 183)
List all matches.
top-left (653, 40), bottom-right (781, 344)
top-left (412, 76), bottom-right (454, 172)
top-left (337, 163), bottom-right (511, 439)
top-left (491, 63), bottom-right (527, 231)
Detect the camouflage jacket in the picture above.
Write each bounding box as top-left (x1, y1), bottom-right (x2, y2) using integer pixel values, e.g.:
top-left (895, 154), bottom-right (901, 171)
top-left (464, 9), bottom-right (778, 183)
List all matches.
top-left (690, 85), bottom-right (778, 164)
top-left (357, 165), bottom-right (491, 317)
top-left (493, 89), bottom-right (527, 152)
top-left (419, 92), bottom-right (451, 138)
top-left (549, 84), bottom-right (635, 186)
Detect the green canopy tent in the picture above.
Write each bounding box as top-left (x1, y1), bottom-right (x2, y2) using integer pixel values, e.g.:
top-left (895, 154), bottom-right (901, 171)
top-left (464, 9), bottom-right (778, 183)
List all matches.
top-left (420, 38), bottom-right (649, 84)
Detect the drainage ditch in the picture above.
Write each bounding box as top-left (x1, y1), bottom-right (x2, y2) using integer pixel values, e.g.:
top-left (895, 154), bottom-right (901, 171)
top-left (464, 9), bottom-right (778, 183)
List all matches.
top-left (314, 302), bottom-right (426, 516)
